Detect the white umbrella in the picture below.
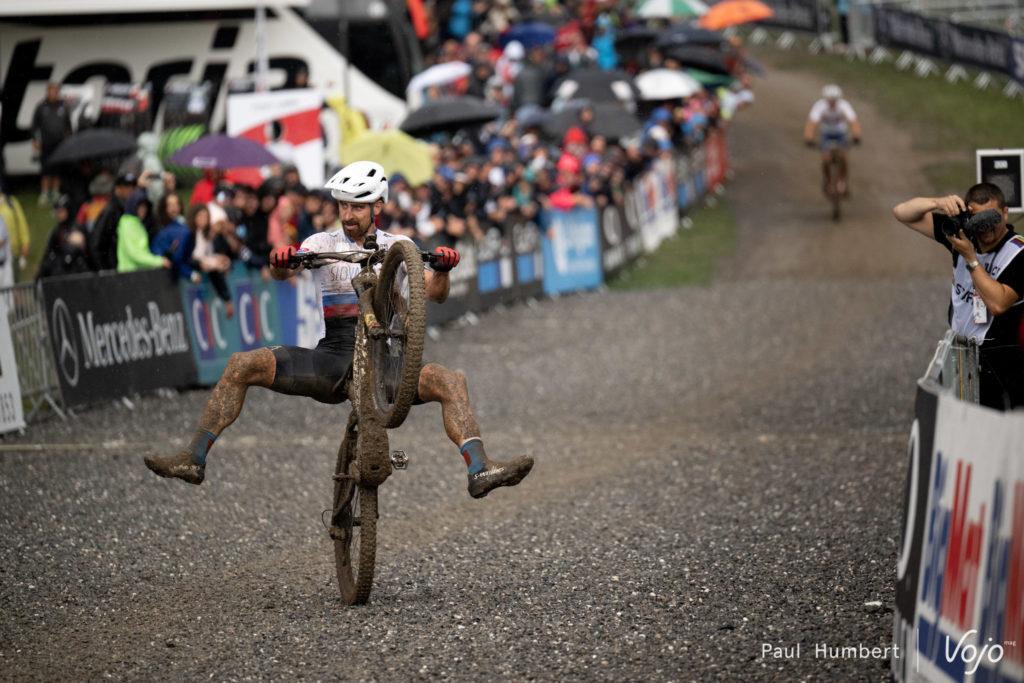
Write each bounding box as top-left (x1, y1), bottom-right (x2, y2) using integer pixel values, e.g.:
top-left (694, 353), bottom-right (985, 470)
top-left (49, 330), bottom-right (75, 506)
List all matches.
top-left (636, 0), bottom-right (710, 19)
top-left (635, 69), bottom-right (703, 100)
top-left (405, 61), bottom-right (472, 108)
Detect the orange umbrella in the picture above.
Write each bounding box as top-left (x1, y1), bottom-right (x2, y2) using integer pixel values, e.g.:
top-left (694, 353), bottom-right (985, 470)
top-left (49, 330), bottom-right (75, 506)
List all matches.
top-left (698, 0), bottom-right (773, 29)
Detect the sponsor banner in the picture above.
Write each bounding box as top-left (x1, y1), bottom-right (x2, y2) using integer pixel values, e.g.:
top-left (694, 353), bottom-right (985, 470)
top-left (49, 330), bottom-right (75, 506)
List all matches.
top-left (875, 8), bottom-right (940, 56)
top-left (227, 88), bottom-right (325, 188)
top-left (477, 227), bottom-right (515, 310)
top-left (937, 20), bottom-right (1013, 77)
top-left (874, 9), bottom-right (1017, 80)
top-left (509, 216), bottom-right (544, 302)
top-left (635, 158), bottom-right (679, 253)
top-left (426, 237), bottom-right (479, 327)
top-left (759, 0), bottom-right (824, 33)
top-left (275, 271), bottom-right (324, 351)
top-left (40, 270), bottom-right (195, 409)
top-left (0, 8), bottom-right (406, 175)
top-left (0, 297), bottom-right (26, 434)
top-left (540, 207), bottom-right (603, 295)
top-left (181, 264), bottom-right (282, 385)
top-left (676, 153), bottom-right (696, 211)
top-left (599, 203), bottom-right (637, 278)
top-left (893, 383), bottom-right (1024, 683)
top-left (704, 128), bottom-right (729, 192)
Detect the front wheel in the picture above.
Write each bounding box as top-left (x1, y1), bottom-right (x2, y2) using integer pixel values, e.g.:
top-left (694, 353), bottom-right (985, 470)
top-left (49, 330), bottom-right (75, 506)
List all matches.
top-left (371, 239), bottom-right (427, 428)
top-left (332, 418), bottom-right (378, 605)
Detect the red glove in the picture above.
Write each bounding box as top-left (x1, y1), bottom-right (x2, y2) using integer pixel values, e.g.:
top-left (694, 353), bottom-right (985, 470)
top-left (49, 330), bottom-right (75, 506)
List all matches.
top-left (432, 246), bottom-right (460, 272)
top-left (271, 245), bottom-right (296, 269)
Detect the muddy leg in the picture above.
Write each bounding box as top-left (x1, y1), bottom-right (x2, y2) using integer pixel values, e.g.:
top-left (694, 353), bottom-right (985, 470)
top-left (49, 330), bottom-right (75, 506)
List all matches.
top-left (198, 347), bottom-right (278, 436)
top-left (416, 362), bottom-right (479, 446)
top-left (144, 348), bottom-right (277, 484)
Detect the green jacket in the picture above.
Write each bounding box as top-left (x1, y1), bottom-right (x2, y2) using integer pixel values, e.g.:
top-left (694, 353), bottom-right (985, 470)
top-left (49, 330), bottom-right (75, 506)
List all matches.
top-left (116, 214), bottom-right (165, 272)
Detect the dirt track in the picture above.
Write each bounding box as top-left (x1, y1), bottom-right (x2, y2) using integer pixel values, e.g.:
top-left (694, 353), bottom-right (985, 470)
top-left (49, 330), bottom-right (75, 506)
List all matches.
top-left (0, 48), bottom-right (960, 681)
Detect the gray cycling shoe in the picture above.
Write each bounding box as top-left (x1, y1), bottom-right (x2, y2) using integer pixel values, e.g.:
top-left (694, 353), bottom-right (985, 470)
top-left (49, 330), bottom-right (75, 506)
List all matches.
top-left (144, 451), bottom-right (205, 485)
top-left (467, 455), bottom-right (534, 499)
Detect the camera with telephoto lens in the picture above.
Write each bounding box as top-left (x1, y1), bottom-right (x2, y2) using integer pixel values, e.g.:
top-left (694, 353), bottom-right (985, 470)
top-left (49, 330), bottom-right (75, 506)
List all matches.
top-left (941, 208), bottom-right (1002, 239)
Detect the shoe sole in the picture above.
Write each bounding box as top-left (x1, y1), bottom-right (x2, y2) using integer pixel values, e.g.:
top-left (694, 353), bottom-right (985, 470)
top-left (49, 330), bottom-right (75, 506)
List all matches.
top-left (143, 457), bottom-right (204, 485)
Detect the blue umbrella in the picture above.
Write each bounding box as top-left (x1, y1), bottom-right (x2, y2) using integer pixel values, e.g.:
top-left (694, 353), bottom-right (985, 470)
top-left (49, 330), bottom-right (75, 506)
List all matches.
top-left (498, 22), bottom-right (557, 49)
top-left (167, 134), bottom-right (279, 169)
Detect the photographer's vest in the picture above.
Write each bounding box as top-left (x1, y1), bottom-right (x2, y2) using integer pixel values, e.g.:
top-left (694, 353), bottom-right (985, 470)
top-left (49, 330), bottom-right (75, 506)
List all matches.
top-left (950, 232), bottom-right (1024, 343)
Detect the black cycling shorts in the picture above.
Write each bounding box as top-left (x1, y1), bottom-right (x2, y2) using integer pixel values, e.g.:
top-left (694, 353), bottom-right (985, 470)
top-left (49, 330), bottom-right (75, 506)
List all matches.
top-left (269, 319), bottom-right (426, 406)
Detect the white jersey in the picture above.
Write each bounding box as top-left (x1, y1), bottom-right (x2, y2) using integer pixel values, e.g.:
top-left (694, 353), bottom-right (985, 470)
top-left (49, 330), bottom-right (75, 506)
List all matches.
top-left (297, 228), bottom-right (416, 322)
top-left (808, 98), bottom-right (857, 136)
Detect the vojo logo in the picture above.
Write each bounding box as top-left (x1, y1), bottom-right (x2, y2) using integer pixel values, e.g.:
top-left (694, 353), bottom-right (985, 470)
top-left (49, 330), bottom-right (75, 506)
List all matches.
top-left (50, 298), bottom-right (80, 388)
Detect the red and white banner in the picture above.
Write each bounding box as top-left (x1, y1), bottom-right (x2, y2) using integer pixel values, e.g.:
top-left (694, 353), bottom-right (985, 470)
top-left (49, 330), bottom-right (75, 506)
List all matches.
top-left (227, 88), bottom-right (325, 188)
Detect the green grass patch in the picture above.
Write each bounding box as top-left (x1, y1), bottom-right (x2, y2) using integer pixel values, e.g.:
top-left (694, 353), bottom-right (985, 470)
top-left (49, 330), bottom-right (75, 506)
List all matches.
top-left (754, 42), bottom-right (1024, 194)
top-left (607, 197), bottom-right (736, 290)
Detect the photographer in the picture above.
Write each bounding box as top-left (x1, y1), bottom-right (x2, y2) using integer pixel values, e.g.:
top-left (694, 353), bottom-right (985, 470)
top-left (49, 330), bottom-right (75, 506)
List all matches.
top-left (894, 182), bottom-right (1024, 410)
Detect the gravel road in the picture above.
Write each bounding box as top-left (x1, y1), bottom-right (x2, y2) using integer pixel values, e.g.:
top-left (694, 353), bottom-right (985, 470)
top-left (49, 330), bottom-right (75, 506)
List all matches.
top-left (1, 50), bottom-right (958, 681)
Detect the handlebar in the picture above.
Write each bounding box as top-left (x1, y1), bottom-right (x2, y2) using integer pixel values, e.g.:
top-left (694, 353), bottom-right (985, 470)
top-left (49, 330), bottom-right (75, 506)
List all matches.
top-left (291, 247), bottom-right (439, 270)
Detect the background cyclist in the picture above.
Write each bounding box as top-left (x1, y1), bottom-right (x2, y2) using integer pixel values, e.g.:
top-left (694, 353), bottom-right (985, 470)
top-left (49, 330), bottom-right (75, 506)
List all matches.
top-left (803, 84), bottom-right (862, 196)
top-left (144, 160), bottom-right (533, 499)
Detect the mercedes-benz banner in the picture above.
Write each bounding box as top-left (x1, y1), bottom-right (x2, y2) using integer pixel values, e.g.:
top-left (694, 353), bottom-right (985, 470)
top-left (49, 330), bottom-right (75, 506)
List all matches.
top-left (41, 270), bottom-right (196, 409)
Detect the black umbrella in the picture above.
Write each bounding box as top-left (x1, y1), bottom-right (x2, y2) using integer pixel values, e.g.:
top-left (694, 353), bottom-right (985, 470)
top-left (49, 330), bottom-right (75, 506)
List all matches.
top-left (550, 68), bottom-right (640, 105)
top-left (46, 128), bottom-right (137, 166)
top-left (663, 44), bottom-right (734, 76)
top-left (656, 23), bottom-right (726, 49)
top-left (399, 96), bottom-right (503, 138)
top-left (614, 25), bottom-right (659, 49)
top-left (542, 102), bottom-right (642, 143)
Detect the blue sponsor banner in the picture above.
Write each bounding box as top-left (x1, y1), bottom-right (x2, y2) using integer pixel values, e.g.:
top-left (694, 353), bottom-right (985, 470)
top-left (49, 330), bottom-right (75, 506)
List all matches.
top-left (181, 263), bottom-right (285, 385)
top-left (540, 207), bottom-right (603, 295)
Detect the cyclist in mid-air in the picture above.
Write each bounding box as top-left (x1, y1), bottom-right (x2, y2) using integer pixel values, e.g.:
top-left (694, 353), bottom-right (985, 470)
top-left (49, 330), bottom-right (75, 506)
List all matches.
top-left (803, 84), bottom-right (861, 196)
top-left (144, 160), bottom-right (534, 499)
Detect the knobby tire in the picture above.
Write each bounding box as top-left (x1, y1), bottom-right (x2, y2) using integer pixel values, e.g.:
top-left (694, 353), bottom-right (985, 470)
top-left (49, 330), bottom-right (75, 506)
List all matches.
top-left (332, 421), bottom-right (378, 605)
top-left (371, 239), bottom-right (427, 429)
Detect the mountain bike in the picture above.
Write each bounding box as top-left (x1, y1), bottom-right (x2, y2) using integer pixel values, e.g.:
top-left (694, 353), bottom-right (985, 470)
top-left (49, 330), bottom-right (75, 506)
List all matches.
top-left (822, 140), bottom-right (847, 221)
top-left (295, 236), bottom-right (435, 605)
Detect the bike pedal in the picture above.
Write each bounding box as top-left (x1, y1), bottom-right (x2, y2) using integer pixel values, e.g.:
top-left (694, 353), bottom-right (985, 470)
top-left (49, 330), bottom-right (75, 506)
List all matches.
top-left (390, 450), bottom-right (409, 469)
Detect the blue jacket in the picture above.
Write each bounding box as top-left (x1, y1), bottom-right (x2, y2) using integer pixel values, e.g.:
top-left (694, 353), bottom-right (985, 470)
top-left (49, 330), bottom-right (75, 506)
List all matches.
top-left (151, 219), bottom-right (196, 281)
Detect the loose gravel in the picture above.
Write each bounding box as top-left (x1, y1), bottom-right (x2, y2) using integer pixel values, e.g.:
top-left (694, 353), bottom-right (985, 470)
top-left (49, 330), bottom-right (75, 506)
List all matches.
top-left (0, 49), bottom-right (957, 682)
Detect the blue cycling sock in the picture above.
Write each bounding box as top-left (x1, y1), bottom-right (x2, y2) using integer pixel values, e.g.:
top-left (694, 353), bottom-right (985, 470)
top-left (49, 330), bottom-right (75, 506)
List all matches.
top-left (188, 429), bottom-right (217, 464)
top-left (460, 438), bottom-right (486, 475)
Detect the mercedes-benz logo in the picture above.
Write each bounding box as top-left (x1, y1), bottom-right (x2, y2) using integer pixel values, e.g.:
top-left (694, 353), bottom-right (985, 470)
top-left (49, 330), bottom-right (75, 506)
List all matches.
top-left (50, 298), bottom-right (79, 387)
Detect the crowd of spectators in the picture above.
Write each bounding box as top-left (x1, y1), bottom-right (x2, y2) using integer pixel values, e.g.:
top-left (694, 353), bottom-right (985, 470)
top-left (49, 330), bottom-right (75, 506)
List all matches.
top-left (29, 0), bottom-right (754, 316)
top-left (377, 0), bottom-right (753, 248)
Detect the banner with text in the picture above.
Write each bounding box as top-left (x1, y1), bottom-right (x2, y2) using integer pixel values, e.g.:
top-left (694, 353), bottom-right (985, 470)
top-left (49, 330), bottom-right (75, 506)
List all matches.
top-left (40, 270), bottom-right (195, 409)
top-left (0, 297), bottom-right (26, 434)
top-left (892, 383), bottom-right (1024, 683)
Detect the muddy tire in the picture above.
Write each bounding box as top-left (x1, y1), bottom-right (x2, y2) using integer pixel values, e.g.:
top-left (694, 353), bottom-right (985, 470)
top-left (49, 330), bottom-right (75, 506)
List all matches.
top-left (371, 239), bottom-right (426, 429)
top-left (332, 420), bottom-right (378, 605)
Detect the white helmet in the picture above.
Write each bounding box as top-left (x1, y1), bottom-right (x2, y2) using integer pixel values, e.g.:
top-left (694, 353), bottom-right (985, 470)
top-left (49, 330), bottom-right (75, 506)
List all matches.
top-left (325, 160), bottom-right (388, 204)
top-left (822, 84), bottom-right (842, 100)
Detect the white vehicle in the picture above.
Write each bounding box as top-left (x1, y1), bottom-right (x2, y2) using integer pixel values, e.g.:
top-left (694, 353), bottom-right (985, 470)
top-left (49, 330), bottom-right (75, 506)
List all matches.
top-left (0, 0), bottom-right (421, 175)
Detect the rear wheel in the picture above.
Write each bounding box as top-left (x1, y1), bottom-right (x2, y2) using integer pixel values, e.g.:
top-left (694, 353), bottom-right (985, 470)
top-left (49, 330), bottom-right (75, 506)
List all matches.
top-left (371, 239), bottom-right (427, 428)
top-left (332, 419), bottom-right (378, 605)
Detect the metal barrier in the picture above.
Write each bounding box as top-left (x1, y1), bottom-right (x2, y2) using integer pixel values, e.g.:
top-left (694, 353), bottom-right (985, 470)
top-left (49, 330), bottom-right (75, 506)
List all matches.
top-left (1, 282), bottom-right (65, 421)
top-left (921, 329), bottom-right (981, 403)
